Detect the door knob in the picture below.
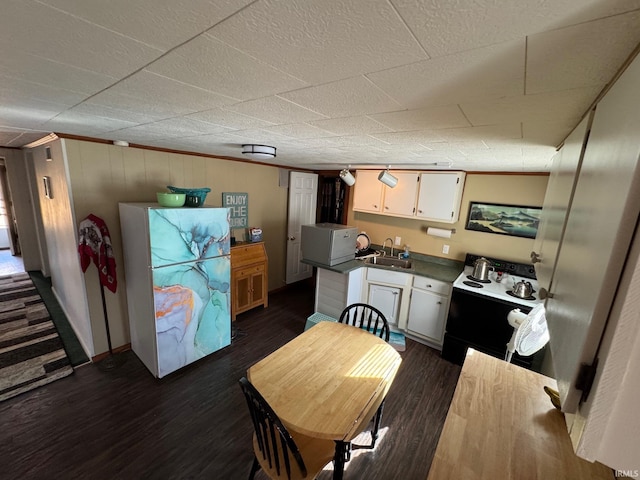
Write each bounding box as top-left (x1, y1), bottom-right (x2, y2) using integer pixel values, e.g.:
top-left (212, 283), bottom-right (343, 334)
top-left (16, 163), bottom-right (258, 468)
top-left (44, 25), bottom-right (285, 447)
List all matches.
top-left (530, 251), bottom-right (541, 263)
top-left (288, 236), bottom-right (295, 241)
top-left (539, 287), bottom-right (554, 299)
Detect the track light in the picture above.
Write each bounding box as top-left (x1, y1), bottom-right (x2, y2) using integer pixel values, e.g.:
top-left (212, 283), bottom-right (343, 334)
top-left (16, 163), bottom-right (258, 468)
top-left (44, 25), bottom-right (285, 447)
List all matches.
top-left (242, 144), bottom-right (276, 158)
top-left (339, 166), bottom-right (355, 186)
top-left (378, 166), bottom-right (398, 188)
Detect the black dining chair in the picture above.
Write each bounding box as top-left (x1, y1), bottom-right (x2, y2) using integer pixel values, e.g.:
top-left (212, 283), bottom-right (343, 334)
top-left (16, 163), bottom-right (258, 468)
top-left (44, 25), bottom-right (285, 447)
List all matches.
top-left (338, 303), bottom-right (391, 449)
top-left (338, 303), bottom-right (390, 342)
top-left (238, 377), bottom-right (335, 480)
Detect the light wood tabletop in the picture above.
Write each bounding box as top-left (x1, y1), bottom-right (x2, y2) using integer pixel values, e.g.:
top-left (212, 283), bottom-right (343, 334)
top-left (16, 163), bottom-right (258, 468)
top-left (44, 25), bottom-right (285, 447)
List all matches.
top-left (247, 321), bottom-right (402, 442)
top-left (427, 349), bottom-right (614, 480)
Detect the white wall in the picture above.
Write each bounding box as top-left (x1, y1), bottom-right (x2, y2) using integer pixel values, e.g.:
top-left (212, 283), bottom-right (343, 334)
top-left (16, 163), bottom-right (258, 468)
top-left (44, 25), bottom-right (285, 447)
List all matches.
top-left (31, 140), bottom-right (94, 356)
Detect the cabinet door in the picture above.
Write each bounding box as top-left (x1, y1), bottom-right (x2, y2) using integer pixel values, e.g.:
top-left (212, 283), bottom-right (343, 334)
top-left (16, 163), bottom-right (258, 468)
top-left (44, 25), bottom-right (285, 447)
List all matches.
top-left (416, 172), bottom-right (465, 223)
top-left (407, 288), bottom-right (447, 345)
top-left (353, 170), bottom-right (384, 213)
top-left (382, 172), bottom-right (419, 216)
top-left (367, 283), bottom-right (401, 326)
top-left (235, 275), bottom-right (251, 311)
top-left (249, 270), bottom-right (265, 307)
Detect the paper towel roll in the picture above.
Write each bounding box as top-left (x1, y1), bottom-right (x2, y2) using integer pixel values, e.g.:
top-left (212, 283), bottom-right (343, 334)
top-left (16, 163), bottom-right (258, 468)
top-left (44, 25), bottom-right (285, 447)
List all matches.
top-left (427, 227), bottom-right (453, 238)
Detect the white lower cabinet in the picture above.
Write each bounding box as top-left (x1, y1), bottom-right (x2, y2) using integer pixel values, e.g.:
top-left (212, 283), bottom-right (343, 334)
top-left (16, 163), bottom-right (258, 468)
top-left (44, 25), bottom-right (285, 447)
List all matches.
top-left (367, 283), bottom-right (402, 326)
top-left (407, 288), bottom-right (448, 348)
top-left (407, 276), bottom-right (450, 348)
top-left (314, 266), bottom-right (451, 348)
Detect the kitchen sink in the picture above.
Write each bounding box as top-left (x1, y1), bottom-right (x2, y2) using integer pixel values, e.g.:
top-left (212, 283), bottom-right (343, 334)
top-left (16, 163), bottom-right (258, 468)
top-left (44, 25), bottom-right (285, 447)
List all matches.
top-left (365, 256), bottom-right (413, 269)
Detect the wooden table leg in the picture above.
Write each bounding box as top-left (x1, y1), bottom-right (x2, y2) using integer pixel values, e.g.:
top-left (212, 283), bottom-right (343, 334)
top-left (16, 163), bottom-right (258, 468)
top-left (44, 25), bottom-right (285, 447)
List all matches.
top-left (333, 441), bottom-right (350, 480)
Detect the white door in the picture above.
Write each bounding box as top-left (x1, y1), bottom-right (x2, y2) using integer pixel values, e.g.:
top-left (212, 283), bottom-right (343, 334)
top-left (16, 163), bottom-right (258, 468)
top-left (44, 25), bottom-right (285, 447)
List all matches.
top-left (286, 171), bottom-right (318, 284)
top-left (545, 55), bottom-right (640, 413)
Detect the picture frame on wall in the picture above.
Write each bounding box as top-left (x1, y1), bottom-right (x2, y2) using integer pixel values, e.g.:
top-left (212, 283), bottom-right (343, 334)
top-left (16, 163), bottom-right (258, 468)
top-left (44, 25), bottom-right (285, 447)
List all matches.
top-left (465, 202), bottom-right (542, 239)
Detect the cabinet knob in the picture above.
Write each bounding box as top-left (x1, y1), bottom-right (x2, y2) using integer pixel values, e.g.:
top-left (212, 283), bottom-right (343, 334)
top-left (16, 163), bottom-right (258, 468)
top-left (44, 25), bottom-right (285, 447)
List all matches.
top-left (426, 284), bottom-right (432, 288)
top-left (288, 236), bottom-right (295, 241)
top-left (437, 301), bottom-right (442, 305)
top-left (530, 251), bottom-right (541, 263)
top-left (539, 287), bottom-right (554, 299)
top-left (384, 206), bottom-right (389, 210)
top-left (373, 204), bottom-right (378, 208)
top-left (418, 210), bottom-right (423, 214)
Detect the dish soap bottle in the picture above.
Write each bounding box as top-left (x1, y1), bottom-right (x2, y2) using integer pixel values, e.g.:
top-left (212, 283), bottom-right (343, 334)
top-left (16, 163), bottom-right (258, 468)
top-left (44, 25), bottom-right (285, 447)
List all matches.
top-left (402, 245), bottom-right (410, 259)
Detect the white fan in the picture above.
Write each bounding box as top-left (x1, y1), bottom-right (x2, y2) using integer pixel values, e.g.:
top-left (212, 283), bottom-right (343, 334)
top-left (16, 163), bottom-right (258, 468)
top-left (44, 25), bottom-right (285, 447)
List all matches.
top-left (505, 304), bottom-right (549, 363)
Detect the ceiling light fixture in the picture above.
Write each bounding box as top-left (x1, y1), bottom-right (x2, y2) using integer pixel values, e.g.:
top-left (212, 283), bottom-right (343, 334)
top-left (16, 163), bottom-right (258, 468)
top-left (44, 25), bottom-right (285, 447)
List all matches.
top-left (339, 166), bottom-right (356, 186)
top-left (427, 161), bottom-right (453, 168)
top-left (378, 165), bottom-right (398, 188)
top-left (242, 144), bottom-right (276, 159)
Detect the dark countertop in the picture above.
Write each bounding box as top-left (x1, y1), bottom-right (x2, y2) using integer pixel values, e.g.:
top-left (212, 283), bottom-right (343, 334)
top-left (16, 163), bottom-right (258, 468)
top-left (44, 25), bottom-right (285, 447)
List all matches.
top-left (302, 251), bottom-right (464, 284)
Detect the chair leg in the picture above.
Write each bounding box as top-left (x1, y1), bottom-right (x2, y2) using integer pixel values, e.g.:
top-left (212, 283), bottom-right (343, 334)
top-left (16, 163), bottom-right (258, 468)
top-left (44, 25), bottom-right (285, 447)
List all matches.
top-left (370, 400), bottom-right (385, 449)
top-left (248, 456), bottom-right (260, 480)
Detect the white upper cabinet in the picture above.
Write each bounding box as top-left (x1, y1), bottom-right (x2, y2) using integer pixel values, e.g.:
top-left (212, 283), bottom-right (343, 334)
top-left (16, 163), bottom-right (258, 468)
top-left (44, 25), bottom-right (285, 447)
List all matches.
top-left (352, 170), bottom-right (384, 213)
top-left (416, 172), bottom-right (466, 223)
top-left (381, 172), bottom-right (419, 217)
top-left (353, 170), bottom-right (465, 221)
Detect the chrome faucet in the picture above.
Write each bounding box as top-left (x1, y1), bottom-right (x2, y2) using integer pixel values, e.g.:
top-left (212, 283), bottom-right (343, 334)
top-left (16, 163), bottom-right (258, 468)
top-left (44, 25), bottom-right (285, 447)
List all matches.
top-left (382, 237), bottom-right (394, 257)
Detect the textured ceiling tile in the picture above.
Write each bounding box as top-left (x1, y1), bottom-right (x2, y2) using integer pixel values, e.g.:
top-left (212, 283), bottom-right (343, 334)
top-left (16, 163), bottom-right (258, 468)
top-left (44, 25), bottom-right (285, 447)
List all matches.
top-left (370, 130), bottom-right (446, 145)
top-left (70, 104), bottom-right (161, 125)
top-left (280, 77), bottom-right (402, 118)
top-left (437, 123), bottom-right (522, 142)
top-left (261, 123), bottom-right (338, 139)
top-left (526, 11), bottom-right (640, 94)
top-left (225, 97), bottom-right (326, 124)
top-left (113, 117), bottom-right (231, 138)
top-left (460, 88), bottom-right (600, 126)
top-left (0, 0), bottom-right (161, 77)
top-left (186, 108), bottom-right (276, 130)
top-left (368, 39), bottom-right (525, 108)
top-left (0, 100), bottom-right (67, 128)
top-left (38, 0), bottom-right (254, 50)
top-left (0, 75), bottom-right (86, 107)
top-left (147, 35), bottom-right (308, 101)
top-left (391, 0), bottom-right (640, 58)
top-left (210, 0), bottom-right (427, 84)
top-left (111, 70), bottom-right (236, 111)
top-left (425, 141), bottom-right (490, 151)
top-left (226, 128), bottom-right (293, 144)
top-left (42, 111), bottom-right (138, 134)
top-left (307, 116), bottom-right (392, 136)
top-left (0, 51), bottom-right (117, 95)
top-left (370, 105), bottom-right (471, 131)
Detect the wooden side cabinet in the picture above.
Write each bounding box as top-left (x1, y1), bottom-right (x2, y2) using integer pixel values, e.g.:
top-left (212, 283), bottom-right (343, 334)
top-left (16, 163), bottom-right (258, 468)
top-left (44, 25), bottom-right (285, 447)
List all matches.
top-left (231, 242), bottom-right (269, 321)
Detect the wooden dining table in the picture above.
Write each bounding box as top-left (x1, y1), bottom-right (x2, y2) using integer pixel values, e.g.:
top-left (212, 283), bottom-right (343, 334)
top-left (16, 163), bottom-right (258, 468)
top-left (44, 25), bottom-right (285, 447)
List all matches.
top-left (247, 321), bottom-right (402, 479)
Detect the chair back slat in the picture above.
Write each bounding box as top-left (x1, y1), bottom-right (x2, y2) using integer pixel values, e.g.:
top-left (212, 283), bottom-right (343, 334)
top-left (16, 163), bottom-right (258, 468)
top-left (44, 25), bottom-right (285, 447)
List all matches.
top-left (239, 377), bottom-right (306, 479)
top-left (338, 303), bottom-right (390, 342)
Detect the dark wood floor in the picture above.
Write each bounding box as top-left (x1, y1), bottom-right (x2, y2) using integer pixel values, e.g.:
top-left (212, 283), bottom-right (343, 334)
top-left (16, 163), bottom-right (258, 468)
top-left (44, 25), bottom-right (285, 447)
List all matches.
top-left (0, 278), bottom-right (461, 480)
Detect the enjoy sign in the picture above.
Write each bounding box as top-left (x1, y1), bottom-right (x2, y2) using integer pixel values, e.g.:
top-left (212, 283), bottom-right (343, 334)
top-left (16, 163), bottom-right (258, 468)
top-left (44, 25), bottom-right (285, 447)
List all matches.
top-left (222, 192), bottom-right (248, 228)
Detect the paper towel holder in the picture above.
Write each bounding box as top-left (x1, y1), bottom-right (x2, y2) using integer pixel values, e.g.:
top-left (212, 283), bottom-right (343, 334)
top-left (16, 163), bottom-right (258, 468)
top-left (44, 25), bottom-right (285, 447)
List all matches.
top-left (426, 227), bottom-right (456, 238)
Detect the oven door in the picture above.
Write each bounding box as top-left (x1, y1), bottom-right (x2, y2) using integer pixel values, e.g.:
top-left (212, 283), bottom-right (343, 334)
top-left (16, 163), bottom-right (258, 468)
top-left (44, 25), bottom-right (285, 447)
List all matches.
top-left (442, 287), bottom-right (545, 371)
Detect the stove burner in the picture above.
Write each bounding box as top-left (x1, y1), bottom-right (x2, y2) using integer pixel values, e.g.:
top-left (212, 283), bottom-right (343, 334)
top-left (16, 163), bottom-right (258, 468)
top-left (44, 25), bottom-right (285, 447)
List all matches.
top-left (463, 280), bottom-right (483, 288)
top-left (467, 275), bottom-right (491, 284)
top-left (506, 290), bottom-right (536, 301)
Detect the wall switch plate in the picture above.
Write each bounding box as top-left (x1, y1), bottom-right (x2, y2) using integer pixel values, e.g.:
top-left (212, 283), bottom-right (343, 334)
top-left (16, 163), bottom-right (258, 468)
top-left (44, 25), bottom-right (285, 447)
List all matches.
top-left (442, 244), bottom-right (450, 254)
top-left (394, 236), bottom-right (401, 245)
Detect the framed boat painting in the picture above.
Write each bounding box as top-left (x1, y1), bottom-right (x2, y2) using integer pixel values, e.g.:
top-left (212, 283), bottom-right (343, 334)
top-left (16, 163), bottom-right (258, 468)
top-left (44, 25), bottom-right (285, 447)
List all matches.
top-left (465, 202), bottom-right (542, 239)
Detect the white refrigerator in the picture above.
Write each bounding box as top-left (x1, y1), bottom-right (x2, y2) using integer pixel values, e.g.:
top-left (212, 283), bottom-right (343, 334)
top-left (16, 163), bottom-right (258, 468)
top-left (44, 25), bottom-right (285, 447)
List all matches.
top-left (119, 203), bottom-right (231, 378)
